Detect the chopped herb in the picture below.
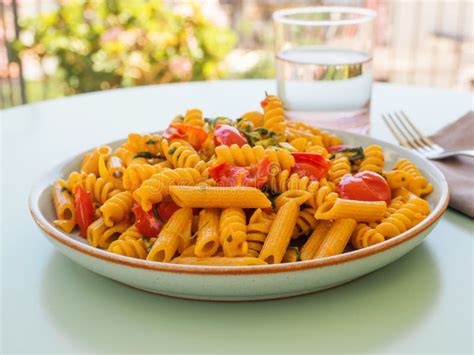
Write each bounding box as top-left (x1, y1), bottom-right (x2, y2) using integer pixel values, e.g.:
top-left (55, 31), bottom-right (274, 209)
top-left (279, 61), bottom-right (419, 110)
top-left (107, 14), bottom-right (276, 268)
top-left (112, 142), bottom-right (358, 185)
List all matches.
top-left (146, 139), bottom-right (158, 145)
top-left (134, 152), bottom-right (161, 159)
top-left (241, 130), bottom-right (256, 146)
top-left (278, 142), bottom-right (296, 152)
top-left (168, 147), bottom-right (177, 155)
top-left (330, 147), bottom-right (365, 162)
top-left (254, 128), bottom-right (274, 136)
top-left (152, 205), bottom-right (163, 222)
top-left (61, 186), bottom-right (72, 194)
top-left (226, 235), bottom-right (233, 243)
top-left (204, 117), bottom-right (233, 131)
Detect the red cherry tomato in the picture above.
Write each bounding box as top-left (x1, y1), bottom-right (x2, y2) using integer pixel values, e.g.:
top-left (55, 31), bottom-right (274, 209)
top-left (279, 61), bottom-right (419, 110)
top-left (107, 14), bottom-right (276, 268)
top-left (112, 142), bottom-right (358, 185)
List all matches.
top-left (338, 171), bottom-right (391, 204)
top-left (163, 123), bottom-right (208, 150)
top-left (132, 204), bottom-right (163, 238)
top-left (327, 144), bottom-right (350, 153)
top-left (208, 157), bottom-right (270, 189)
top-left (291, 153), bottom-right (330, 180)
top-left (156, 200), bottom-right (181, 222)
top-left (213, 125), bottom-right (247, 147)
top-left (73, 185), bottom-right (95, 237)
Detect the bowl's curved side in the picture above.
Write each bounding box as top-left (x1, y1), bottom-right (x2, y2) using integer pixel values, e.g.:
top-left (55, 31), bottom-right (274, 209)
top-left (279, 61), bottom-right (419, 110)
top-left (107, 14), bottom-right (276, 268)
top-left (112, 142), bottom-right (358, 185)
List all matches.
top-left (29, 129), bottom-right (449, 277)
top-left (39, 221), bottom-right (439, 301)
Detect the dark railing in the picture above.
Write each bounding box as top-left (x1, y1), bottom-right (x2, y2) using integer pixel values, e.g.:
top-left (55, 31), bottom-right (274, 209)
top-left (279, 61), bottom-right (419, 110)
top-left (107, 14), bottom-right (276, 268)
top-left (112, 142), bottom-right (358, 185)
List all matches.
top-left (1, 0), bottom-right (26, 107)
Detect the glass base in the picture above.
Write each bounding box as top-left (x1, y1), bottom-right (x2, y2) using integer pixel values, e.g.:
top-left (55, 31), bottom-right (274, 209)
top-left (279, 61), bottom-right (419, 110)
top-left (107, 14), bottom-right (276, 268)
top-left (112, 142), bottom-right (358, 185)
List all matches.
top-left (286, 108), bottom-right (370, 135)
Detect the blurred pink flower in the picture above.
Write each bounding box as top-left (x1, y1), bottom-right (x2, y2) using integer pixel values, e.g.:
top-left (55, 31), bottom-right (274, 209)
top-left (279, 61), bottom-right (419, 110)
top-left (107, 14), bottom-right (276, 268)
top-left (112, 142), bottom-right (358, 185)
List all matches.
top-left (100, 27), bottom-right (123, 44)
top-left (169, 57), bottom-right (193, 79)
top-left (119, 29), bottom-right (141, 47)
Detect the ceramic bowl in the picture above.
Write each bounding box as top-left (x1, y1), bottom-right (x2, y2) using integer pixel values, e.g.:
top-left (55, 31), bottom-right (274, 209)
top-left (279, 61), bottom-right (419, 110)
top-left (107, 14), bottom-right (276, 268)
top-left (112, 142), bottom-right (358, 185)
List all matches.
top-left (29, 130), bottom-right (449, 301)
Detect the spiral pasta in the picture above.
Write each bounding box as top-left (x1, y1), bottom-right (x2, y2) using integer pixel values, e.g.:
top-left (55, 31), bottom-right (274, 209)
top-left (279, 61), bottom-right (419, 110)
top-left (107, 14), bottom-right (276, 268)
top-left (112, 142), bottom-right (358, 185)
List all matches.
top-left (393, 159), bottom-right (433, 196)
top-left (50, 93), bottom-right (433, 265)
top-left (359, 145), bottom-right (384, 173)
top-left (351, 223), bottom-right (385, 249)
top-left (383, 170), bottom-right (412, 190)
top-left (113, 147), bottom-right (148, 167)
top-left (107, 226), bottom-right (149, 259)
top-left (122, 133), bottom-right (162, 156)
top-left (215, 144), bottom-right (295, 172)
top-left (133, 168), bottom-right (202, 211)
top-left (267, 170), bottom-right (336, 209)
top-left (294, 208), bottom-right (318, 238)
top-left (246, 209), bottom-right (274, 258)
top-left (287, 121), bottom-right (342, 147)
top-left (162, 139), bottom-right (208, 176)
top-left (262, 95), bottom-right (287, 134)
top-left (241, 111), bottom-right (263, 128)
top-left (375, 195), bottom-right (431, 238)
top-left (183, 108), bottom-right (205, 127)
top-left (123, 164), bottom-right (165, 191)
top-left (268, 170), bottom-right (318, 193)
top-left (60, 172), bottom-right (121, 204)
top-left (99, 191), bottom-right (133, 227)
top-left (86, 217), bottom-right (129, 248)
top-left (329, 154), bottom-right (351, 185)
top-left (287, 128), bottom-right (324, 146)
top-left (219, 208), bottom-right (248, 257)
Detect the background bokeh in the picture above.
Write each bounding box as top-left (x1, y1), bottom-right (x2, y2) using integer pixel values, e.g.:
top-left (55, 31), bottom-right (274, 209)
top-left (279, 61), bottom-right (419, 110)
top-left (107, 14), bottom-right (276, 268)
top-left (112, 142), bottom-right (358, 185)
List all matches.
top-left (1, 0), bottom-right (473, 108)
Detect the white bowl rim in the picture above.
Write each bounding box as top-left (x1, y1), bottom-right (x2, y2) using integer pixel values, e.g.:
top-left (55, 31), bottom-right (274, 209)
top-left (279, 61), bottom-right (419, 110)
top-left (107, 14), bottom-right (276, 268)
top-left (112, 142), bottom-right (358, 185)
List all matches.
top-left (29, 128), bottom-right (449, 275)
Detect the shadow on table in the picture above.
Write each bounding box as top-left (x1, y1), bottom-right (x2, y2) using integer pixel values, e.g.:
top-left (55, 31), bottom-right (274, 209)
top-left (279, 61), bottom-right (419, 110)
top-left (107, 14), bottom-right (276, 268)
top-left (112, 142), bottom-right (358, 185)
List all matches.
top-left (41, 243), bottom-right (440, 353)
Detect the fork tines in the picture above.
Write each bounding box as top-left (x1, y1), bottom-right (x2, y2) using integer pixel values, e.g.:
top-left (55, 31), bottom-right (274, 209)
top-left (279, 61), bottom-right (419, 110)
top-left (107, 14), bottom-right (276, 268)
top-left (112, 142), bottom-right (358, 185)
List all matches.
top-left (382, 111), bottom-right (443, 155)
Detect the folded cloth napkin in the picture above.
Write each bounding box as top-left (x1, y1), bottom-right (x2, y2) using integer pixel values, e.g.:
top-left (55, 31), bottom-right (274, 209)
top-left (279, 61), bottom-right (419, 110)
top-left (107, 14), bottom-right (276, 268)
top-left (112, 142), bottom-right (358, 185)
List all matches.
top-left (429, 111), bottom-right (474, 218)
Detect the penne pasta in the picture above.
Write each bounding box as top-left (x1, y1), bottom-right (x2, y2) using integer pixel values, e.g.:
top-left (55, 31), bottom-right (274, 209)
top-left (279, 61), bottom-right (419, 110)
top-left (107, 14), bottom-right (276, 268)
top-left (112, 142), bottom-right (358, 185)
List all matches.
top-left (259, 200), bottom-right (299, 264)
top-left (169, 186), bottom-right (271, 209)
top-left (300, 220), bottom-right (333, 261)
top-left (49, 94), bottom-right (433, 264)
top-left (314, 218), bottom-right (357, 258)
top-left (147, 208), bottom-right (193, 262)
top-left (195, 209), bottom-right (221, 257)
top-left (315, 198), bottom-right (387, 222)
top-left (52, 182), bottom-right (77, 233)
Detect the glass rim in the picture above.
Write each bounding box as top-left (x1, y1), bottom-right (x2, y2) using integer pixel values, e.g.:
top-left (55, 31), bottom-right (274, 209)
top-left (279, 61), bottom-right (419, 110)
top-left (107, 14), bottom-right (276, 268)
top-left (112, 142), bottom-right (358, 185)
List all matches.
top-left (273, 6), bottom-right (376, 27)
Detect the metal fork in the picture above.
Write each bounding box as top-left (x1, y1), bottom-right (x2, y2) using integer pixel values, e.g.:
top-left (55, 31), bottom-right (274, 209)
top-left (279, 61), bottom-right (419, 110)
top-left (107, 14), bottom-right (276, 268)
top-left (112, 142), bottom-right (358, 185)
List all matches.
top-left (382, 111), bottom-right (474, 160)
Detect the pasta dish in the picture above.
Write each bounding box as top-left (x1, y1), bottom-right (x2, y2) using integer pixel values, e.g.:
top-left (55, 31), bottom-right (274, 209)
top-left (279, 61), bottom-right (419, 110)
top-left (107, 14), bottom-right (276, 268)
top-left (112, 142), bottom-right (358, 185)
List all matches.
top-left (51, 95), bottom-right (433, 266)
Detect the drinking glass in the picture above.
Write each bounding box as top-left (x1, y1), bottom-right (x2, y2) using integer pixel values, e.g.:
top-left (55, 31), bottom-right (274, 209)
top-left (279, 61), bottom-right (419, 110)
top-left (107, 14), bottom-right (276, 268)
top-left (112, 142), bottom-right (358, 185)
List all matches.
top-left (273, 7), bottom-right (376, 134)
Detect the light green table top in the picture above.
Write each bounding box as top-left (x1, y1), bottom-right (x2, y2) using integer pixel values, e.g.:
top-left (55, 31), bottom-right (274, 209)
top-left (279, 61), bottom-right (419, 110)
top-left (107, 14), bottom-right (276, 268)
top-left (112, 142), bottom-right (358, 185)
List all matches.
top-left (1, 80), bottom-right (473, 354)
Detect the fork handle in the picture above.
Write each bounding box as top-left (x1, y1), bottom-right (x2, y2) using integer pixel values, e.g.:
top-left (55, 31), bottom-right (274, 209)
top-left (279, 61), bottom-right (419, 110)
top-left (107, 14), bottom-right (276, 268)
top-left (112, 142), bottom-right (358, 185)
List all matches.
top-left (427, 149), bottom-right (474, 160)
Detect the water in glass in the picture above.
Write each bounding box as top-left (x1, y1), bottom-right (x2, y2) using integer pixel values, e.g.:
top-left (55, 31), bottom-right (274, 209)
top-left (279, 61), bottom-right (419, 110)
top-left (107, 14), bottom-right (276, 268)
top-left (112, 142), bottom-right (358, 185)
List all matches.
top-left (276, 47), bottom-right (372, 134)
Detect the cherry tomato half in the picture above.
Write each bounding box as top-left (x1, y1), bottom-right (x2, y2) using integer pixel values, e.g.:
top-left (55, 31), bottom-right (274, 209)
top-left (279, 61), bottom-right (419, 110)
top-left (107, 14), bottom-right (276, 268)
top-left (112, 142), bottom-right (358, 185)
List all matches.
top-left (291, 152), bottom-right (330, 180)
top-left (213, 125), bottom-right (247, 147)
top-left (338, 171), bottom-right (391, 204)
top-left (260, 96), bottom-right (270, 109)
top-left (156, 200), bottom-right (181, 222)
top-left (163, 123), bottom-right (208, 150)
top-left (327, 144), bottom-right (350, 153)
top-left (208, 157), bottom-right (270, 189)
top-left (73, 185), bottom-right (95, 237)
top-left (132, 204), bottom-right (163, 238)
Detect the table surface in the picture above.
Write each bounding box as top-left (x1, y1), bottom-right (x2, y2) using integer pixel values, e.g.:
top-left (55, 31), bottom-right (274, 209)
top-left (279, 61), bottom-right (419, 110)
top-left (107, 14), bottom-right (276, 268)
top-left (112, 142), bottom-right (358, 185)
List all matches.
top-left (1, 80), bottom-right (473, 354)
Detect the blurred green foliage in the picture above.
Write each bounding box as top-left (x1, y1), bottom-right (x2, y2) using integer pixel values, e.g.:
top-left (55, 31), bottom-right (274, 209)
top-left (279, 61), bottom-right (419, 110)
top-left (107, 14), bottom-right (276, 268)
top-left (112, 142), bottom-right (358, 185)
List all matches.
top-left (16, 0), bottom-right (236, 95)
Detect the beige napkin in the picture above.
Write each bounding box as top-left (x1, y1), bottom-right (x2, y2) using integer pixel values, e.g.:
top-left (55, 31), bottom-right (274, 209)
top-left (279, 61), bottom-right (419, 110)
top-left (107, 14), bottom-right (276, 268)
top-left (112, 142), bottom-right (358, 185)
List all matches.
top-left (429, 111), bottom-right (474, 218)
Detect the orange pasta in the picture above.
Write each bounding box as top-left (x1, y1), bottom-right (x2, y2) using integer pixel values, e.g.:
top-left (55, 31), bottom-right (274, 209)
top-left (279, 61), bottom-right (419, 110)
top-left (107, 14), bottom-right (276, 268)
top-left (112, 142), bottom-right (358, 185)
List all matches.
top-left (50, 94), bottom-right (433, 265)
